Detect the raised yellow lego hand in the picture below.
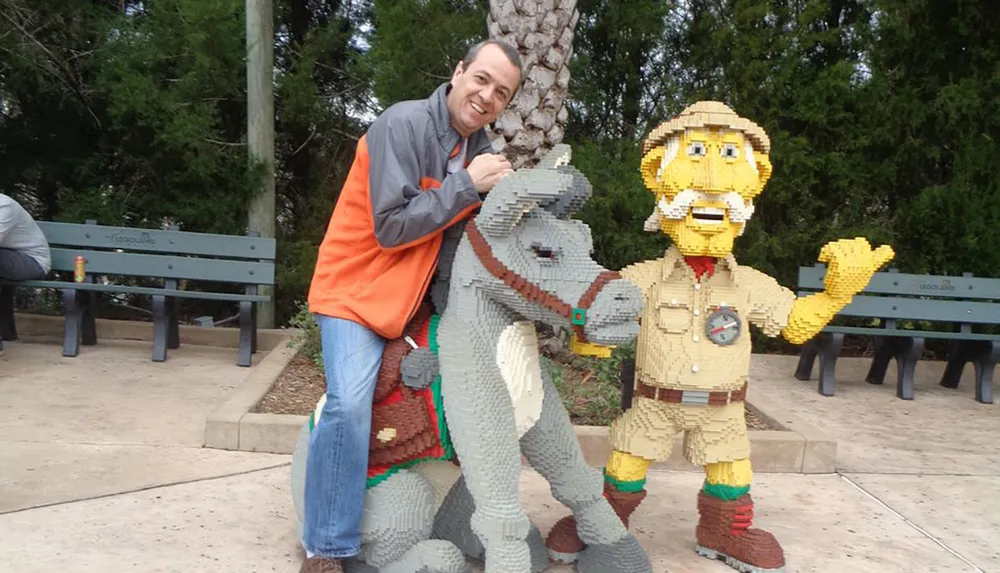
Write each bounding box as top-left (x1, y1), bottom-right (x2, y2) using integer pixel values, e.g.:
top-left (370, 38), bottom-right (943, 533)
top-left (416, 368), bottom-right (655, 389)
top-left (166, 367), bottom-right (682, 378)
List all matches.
top-left (819, 237), bottom-right (895, 302)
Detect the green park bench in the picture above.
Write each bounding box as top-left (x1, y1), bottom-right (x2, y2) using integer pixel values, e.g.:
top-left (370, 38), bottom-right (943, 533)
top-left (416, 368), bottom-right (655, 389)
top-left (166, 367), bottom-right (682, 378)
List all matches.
top-left (793, 264), bottom-right (1000, 404)
top-left (0, 220), bottom-right (275, 367)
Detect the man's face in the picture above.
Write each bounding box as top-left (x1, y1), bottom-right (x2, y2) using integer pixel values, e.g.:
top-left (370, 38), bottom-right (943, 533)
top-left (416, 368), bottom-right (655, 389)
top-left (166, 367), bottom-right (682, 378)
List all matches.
top-left (641, 128), bottom-right (772, 257)
top-left (446, 44), bottom-right (521, 137)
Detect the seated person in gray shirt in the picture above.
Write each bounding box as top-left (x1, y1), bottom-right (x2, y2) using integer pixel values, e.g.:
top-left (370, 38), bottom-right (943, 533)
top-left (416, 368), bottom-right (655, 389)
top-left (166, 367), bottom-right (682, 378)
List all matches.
top-left (0, 194), bottom-right (50, 281)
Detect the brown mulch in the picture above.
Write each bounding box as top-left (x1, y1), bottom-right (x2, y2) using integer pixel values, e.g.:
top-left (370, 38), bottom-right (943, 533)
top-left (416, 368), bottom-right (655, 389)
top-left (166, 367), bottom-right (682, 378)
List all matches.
top-left (252, 353), bottom-right (781, 431)
top-left (744, 407), bottom-right (776, 431)
top-left (252, 353), bottom-right (327, 415)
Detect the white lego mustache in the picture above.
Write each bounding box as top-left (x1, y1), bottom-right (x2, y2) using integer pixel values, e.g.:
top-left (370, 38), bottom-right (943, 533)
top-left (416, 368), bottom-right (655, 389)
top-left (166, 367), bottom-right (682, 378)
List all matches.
top-left (643, 189), bottom-right (755, 233)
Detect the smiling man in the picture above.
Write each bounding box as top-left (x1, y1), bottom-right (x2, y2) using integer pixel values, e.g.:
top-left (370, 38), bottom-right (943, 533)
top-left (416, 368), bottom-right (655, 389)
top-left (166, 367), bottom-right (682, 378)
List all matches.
top-left (545, 101), bottom-right (894, 573)
top-left (301, 40), bottom-right (522, 573)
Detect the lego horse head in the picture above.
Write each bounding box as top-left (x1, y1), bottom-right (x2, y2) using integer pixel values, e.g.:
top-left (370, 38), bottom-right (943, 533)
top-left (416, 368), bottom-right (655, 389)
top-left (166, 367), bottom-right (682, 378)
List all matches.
top-left (446, 144), bottom-right (642, 355)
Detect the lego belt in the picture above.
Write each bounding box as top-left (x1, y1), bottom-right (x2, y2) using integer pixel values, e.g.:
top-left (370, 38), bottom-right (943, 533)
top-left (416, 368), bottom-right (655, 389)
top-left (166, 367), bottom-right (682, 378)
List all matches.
top-left (636, 380), bottom-right (748, 406)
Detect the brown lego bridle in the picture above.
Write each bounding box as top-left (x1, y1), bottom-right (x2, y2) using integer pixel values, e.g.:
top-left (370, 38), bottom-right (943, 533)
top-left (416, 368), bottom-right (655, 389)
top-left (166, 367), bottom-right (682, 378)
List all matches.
top-left (464, 218), bottom-right (619, 344)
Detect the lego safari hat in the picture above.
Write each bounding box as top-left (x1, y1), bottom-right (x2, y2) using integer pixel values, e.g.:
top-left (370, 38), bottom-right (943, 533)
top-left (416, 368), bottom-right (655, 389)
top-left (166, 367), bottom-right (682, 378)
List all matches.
top-left (641, 101), bottom-right (771, 156)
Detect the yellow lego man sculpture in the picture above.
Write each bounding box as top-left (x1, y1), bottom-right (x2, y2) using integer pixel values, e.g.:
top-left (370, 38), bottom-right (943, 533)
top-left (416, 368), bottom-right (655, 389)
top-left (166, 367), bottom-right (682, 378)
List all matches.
top-left (545, 102), bottom-right (894, 572)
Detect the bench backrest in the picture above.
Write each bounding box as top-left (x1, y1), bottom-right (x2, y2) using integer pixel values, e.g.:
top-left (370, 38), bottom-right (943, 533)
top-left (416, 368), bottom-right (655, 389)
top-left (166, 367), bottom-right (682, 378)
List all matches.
top-left (797, 263), bottom-right (1000, 326)
top-left (38, 221), bottom-right (276, 286)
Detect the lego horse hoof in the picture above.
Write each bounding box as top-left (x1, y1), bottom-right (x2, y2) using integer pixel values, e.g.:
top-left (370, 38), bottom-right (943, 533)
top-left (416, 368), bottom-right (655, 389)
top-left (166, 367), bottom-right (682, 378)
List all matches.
top-left (544, 515), bottom-right (582, 564)
top-left (576, 534), bottom-right (652, 573)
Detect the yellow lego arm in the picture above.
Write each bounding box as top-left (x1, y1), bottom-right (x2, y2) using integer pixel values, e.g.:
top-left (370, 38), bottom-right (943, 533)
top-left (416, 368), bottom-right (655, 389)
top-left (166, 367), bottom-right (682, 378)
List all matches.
top-left (619, 259), bottom-right (662, 294)
top-left (782, 292), bottom-right (852, 344)
top-left (781, 238), bottom-right (895, 345)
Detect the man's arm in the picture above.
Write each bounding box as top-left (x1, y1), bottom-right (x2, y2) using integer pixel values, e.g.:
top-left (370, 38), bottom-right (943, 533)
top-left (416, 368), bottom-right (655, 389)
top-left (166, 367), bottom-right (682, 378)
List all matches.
top-left (367, 114), bottom-right (483, 253)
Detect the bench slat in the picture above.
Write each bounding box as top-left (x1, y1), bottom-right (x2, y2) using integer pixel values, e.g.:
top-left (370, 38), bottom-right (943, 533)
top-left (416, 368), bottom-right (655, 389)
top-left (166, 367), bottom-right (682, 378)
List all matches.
top-left (3, 280), bottom-right (270, 302)
top-left (799, 265), bottom-right (1000, 300)
top-left (37, 221), bottom-right (276, 260)
top-left (49, 248), bottom-right (275, 285)
top-left (822, 325), bottom-right (1000, 341)
top-left (817, 294), bottom-right (1000, 324)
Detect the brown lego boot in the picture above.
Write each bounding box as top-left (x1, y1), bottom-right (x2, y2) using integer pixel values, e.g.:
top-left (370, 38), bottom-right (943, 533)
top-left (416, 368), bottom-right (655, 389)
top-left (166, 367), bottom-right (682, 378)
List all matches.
top-left (604, 482), bottom-right (647, 526)
top-left (545, 482), bottom-right (647, 562)
top-left (694, 490), bottom-right (785, 572)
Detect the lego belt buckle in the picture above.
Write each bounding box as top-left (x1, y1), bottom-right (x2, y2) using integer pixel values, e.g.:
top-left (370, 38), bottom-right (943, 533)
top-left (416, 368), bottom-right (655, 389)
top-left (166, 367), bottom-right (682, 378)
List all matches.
top-left (705, 307), bottom-right (741, 346)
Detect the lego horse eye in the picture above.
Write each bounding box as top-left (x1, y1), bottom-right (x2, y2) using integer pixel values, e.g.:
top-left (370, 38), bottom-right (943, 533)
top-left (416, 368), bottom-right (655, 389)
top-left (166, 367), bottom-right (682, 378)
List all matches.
top-left (532, 245), bottom-right (557, 260)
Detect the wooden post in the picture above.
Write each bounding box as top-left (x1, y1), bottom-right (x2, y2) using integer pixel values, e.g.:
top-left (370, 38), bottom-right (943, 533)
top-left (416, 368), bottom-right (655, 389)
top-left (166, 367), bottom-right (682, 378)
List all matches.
top-left (246, 0), bottom-right (275, 328)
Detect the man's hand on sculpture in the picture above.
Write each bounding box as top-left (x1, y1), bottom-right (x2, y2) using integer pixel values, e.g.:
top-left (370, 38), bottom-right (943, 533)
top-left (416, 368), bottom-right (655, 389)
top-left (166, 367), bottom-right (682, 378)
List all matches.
top-left (400, 347), bottom-right (439, 389)
top-left (818, 237), bottom-right (895, 302)
top-left (467, 153), bottom-right (513, 194)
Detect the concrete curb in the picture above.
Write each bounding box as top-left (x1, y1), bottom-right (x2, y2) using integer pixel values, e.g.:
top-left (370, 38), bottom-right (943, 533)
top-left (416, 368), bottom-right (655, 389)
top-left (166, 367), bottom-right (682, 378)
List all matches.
top-left (11, 312), bottom-right (298, 352)
top-left (203, 342), bottom-right (299, 451)
top-left (205, 347), bottom-right (838, 473)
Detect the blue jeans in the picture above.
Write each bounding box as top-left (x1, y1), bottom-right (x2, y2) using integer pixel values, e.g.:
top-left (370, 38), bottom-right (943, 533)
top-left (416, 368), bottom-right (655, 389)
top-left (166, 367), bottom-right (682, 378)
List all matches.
top-left (302, 314), bottom-right (385, 558)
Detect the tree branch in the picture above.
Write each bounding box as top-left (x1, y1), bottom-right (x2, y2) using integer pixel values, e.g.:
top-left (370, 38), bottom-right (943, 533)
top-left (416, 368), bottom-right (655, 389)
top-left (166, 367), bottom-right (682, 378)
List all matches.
top-left (0, 2), bottom-right (102, 127)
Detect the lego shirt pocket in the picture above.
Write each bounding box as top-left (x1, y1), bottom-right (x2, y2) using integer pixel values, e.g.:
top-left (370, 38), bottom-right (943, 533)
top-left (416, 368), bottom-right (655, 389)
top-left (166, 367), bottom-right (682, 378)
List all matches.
top-left (655, 290), bottom-right (692, 333)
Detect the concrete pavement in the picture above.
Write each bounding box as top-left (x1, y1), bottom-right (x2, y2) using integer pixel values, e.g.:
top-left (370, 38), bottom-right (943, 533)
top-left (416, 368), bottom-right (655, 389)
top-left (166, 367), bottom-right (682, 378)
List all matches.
top-left (1, 336), bottom-right (997, 572)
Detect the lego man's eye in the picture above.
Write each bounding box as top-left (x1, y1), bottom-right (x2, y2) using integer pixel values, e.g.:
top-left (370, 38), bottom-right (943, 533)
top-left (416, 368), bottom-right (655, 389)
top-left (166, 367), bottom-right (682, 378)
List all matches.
top-left (687, 142), bottom-right (706, 157)
top-left (721, 143), bottom-right (739, 159)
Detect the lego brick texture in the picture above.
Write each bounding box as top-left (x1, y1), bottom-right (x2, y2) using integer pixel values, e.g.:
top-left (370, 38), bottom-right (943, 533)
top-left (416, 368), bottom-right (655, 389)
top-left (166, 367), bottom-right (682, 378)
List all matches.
top-left (291, 143), bottom-right (650, 573)
top-left (433, 143), bottom-right (649, 572)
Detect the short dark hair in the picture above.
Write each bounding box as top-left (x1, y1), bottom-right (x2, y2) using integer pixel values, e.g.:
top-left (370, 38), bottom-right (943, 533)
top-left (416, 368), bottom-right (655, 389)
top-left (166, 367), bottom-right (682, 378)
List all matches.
top-left (462, 39), bottom-right (523, 79)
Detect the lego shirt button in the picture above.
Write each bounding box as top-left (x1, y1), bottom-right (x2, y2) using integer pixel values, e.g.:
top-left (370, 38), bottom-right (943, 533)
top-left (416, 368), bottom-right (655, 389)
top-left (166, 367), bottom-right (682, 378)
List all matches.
top-left (691, 365), bottom-right (699, 373)
top-left (693, 335), bottom-right (700, 342)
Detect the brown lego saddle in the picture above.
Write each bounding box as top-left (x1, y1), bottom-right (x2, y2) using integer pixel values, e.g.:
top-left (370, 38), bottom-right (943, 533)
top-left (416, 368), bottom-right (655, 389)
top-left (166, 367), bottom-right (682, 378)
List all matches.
top-left (365, 303), bottom-right (454, 487)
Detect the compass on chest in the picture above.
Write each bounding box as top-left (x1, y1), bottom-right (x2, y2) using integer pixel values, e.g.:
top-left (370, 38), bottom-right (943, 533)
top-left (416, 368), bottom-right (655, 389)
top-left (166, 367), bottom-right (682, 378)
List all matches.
top-left (705, 307), bottom-right (742, 346)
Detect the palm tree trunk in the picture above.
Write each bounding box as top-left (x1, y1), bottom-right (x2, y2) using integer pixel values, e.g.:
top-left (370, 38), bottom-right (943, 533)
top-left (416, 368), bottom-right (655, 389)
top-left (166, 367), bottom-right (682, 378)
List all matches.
top-left (487, 0), bottom-right (579, 169)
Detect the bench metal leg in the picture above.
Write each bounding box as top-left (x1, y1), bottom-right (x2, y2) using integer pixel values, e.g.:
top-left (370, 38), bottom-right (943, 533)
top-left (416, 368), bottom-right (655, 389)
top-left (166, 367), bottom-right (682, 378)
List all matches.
top-left (941, 340), bottom-right (998, 404)
top-left (0, 285), bottom-right (18, 341)
top-left (793, 333), bottom-right (843, 396)
top-left (238, 301), bottom-right (254, 367)
top-left (865, 337), bottom-right (895, 385)
top-left (895, 337), bottom-right (924, 400)
top-left (81, 291), bottom-right (97, 346)
top-left (251, 300), bottom-right (258, 354)
top-left (152, 294), bottom-right (168, 362)
top-left (816, 332), bottom-right (844, 396)
top-left (61, 288), bottom-right (82, 357)
top-left (865, 336), bottom-right (923, 399)
top-left (940, 340), bottom-right (966, 389)
top-left (971, 341), bottom-right (999, 404)
top-left (794, 340), bottom-right (819, 381)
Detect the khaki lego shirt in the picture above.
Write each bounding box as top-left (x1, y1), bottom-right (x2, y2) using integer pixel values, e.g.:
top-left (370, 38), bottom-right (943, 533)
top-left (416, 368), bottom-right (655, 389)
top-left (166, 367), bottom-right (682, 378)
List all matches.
top-left (621, 246), bottom-right (796, 393)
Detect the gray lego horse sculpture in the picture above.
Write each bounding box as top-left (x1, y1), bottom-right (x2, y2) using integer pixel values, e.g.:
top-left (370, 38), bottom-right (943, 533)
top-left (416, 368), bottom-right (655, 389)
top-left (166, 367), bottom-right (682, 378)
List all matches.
top-left (290, 144), bottom-right (652, 573)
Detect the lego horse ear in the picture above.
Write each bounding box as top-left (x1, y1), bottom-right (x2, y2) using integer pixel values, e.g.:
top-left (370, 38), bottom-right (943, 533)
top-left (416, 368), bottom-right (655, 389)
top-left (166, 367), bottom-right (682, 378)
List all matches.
top-left (477, 167), bottom-right (572, 237)
top-left (535, 143), bottom-right (572, 170)
top-left (640, 146), bottom-right (666, 192)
